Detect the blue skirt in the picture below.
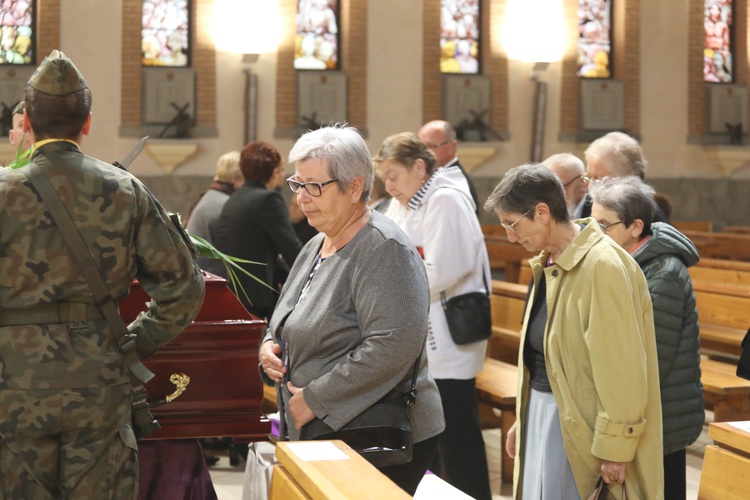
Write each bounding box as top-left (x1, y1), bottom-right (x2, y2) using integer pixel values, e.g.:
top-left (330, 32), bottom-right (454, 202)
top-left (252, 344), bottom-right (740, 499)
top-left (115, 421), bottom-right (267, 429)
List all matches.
top-left (521, 388), bottom-right (580, 499)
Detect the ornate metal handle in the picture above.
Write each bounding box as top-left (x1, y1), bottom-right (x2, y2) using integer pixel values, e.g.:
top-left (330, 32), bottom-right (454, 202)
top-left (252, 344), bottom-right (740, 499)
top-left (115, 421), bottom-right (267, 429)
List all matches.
top-left (165, 373), bottom-right (190, 403)
top-left (148, 372), bottom-right (190, 408)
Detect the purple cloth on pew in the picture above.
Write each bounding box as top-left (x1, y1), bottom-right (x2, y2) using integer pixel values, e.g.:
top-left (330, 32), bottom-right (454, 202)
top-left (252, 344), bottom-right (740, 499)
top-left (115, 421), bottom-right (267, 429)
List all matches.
top-left (138, 439), bottom-right (218, 500)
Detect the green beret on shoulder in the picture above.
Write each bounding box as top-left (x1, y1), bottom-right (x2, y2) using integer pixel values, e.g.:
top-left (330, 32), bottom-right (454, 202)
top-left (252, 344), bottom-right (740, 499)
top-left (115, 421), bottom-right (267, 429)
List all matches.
top-left (11, 100), bottom-right (24, 115)
top-left (27, 50), bottom-right (88, 95)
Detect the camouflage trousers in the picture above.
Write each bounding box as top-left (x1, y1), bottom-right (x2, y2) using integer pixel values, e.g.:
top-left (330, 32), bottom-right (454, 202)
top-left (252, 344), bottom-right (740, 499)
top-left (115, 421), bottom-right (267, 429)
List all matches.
top-left (0, 384), bottom-right (137, 500)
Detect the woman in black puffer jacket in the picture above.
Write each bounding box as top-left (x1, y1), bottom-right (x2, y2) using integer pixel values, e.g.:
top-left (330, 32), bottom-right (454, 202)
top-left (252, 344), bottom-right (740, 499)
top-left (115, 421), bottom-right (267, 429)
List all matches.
top-left (590, 176), bottom-right (703, 500)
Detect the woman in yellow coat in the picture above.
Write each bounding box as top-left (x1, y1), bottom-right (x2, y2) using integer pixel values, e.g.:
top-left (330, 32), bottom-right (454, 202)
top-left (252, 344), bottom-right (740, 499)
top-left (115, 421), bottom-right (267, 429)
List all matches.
top-left (484, 164), bottom-right (663, 499)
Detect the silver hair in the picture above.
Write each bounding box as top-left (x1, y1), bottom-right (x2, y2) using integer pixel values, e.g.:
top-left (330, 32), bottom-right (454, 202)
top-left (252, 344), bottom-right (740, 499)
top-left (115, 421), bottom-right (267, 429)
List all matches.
top-left (542, 153), bottom-right (585, 176)
top-left (584, 131), bottom-right (647, 180)
top-left (288, 124), bottom-right (373, 202)
top-left (588, 176), bottom-right (656, 236)
top-left (213, 150), bottom-right (242, 183)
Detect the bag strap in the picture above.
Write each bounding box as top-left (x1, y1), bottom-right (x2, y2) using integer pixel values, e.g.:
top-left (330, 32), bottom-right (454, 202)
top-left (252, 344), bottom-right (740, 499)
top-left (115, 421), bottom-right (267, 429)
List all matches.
top-left (440, 265), bottom-right (491, 307)
top-left (23, 161), bottom-right (155, 385)
top-left (404, 349), bottom-right (422, 406)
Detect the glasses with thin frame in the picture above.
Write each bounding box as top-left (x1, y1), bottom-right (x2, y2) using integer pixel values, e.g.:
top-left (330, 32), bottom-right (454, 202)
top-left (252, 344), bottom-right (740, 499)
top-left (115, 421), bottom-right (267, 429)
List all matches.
top-left (501, 208), bottom-right (533, 233)
top-left (425, 140), bottom-right (451, 149)
top-left (563, 174), bottom-right (583, 188)
top-left (582, 174), bottom-right (602, 185)
top-left (598, 220), bottom-right (623, 233)
top-left (286, 177), bottom-right (338, 197)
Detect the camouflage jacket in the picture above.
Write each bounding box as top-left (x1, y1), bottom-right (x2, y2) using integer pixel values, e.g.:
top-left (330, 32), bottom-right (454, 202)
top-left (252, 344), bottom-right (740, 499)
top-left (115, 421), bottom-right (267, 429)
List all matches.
top-left (0, 141), bottom-right (205, 389)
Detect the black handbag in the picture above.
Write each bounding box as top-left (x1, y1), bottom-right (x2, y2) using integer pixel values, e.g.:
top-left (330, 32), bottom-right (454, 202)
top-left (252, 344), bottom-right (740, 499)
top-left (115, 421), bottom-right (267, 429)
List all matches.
top-left (440, 270), bottom-right (492, 345)
top-left (298, 353), bottom-right (421, 468)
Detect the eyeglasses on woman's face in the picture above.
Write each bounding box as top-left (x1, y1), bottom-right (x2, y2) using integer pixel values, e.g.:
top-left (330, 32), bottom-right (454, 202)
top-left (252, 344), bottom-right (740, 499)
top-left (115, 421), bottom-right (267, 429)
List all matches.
top-left (286, 176), bottom-right (338, 197)
top-left (598, 220), bottom-right (624, 234)
top-left (501, 208), bottom-right (533, 234)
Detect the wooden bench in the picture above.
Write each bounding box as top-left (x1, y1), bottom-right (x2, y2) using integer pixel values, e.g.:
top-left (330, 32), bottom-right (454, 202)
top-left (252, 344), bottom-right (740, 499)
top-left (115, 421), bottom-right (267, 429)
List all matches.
top-left (698, 422), bottom-right (750, 499)
top-left (683, 230), bottom-right (750, 261)
top-left (701, 357), bottom-right (750, 422)
top-left (475, 358), bottom-right (518, 484)
top-left (723, 225), bottom-right (750, 234)
top-left (692, 279), bottom-right (750, 360)
top-left (692, 258), bottom-right (750, 286)
top-left (673, 220), bottom-right (713, 232)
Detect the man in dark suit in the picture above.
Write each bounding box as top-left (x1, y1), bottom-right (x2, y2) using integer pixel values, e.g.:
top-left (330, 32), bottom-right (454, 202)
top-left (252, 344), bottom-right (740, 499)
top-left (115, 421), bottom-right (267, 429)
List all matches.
top-left (419, 120), bottom-right (479, 214)
top-left (214, 142), bottom-right (302, 319)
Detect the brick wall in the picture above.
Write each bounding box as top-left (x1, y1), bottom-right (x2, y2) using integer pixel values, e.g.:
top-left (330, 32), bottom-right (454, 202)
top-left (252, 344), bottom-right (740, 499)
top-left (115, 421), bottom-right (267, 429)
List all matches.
top-left (560, 0), bottom-right (640, 135)
top-left (36, 0), bottom-right (60, 59)
top-left (275, 0), bottom-right (367, 133)
top-left (422, 0), bottom-right (509, 134)
top-left (120, 0), bottom-right (216, 130)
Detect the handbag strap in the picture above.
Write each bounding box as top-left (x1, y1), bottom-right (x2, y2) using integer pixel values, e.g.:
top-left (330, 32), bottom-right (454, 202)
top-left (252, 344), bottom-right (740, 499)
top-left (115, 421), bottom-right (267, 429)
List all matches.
top-left (23, 161), bottom-right (155, 385)
top-left (404, 349), bottom-right (422, 406)
top-left (440, 264), bottom-right (491, 305)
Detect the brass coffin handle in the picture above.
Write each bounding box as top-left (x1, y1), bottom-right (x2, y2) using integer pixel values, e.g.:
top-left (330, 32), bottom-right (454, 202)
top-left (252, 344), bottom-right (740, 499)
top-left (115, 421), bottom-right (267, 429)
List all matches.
top-left (165, 372), bottom-right (190, 403)
top-left (147, 372), bottom-right (191, 408)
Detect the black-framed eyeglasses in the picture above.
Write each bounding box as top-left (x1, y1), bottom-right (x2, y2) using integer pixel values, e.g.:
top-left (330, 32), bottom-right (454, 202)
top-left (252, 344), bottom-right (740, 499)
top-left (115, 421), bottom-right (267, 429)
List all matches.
top-left (563, 174), bottom-right (583, 188)
top-left (425, 140), bottom-right (451, 149)
top-left (501, 208), bottom-right (533, 234)
top-left (598, 220), bottom-right (623, 234)
top-left (286, 177), bottom-right (338, 197)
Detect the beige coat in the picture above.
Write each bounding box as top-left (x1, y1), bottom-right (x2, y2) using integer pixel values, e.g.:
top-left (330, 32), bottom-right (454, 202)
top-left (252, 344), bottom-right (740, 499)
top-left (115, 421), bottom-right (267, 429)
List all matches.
top-left (513, 220), bottom-right (664, 500)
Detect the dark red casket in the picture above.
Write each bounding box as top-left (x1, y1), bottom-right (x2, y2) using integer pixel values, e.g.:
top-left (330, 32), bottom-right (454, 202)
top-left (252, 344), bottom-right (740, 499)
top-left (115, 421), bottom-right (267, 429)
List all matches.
top-left (120, 271), bottom-right (270, 441)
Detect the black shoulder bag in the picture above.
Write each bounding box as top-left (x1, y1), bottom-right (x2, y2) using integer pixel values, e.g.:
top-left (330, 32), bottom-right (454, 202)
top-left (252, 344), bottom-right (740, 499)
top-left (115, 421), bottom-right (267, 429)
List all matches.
top-left (24, 162), bottom-right (161, 438)
top-left (298, 351), bottom-right (422, 468)
top-left (440, 268), bottom-right (492, 345)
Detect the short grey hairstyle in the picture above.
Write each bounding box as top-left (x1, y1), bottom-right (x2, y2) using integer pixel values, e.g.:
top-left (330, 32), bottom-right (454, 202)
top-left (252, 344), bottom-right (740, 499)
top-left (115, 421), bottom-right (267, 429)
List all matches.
top-left (584, 131), bottom-right (647, 180)
top-left (542, 153), bottom-right (585, 177)
top-left (484, 163), bottom-right (569, 223)
top-left (288, 125), bottom-right (373, 202)
top-left (588, 176), bottom-right (656, 237)
top-left (422, 119), bottom-right (457, 142)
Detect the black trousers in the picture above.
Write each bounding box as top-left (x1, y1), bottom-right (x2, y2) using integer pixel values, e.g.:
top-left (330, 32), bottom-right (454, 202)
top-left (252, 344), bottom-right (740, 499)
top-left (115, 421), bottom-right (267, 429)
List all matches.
top-left (664, 448), bottom-right (686, 500)
top-left (379, 434), bottom-right (441, 496)
top-left (430, 378), bottom-right (492, 500)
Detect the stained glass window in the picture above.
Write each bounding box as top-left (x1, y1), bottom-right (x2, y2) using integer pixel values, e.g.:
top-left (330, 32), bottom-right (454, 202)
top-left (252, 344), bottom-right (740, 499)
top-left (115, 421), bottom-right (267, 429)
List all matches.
top-left (578, 0), bottom-right (611, 78)
top-left (440, 0), bottom-right (480, 74)
top-left (295, 0), bottom-right (339, 70)
top-left (0, 0), bottom-right (34, 65)
top-left (142, 0), bottom-right (190, 67)
top-left (704, 0), bottom-right (733, 83)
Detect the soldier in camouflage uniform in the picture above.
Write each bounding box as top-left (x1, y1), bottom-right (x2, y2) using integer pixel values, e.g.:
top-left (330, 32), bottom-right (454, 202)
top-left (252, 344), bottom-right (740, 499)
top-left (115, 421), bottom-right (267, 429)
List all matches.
top-left (0, 51), bottom-right (205, 499)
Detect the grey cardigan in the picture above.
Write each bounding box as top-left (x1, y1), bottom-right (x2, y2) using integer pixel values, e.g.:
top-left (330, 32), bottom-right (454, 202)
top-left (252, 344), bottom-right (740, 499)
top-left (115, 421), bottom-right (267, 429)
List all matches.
top-left (262, 210), bottom-right (445, 443)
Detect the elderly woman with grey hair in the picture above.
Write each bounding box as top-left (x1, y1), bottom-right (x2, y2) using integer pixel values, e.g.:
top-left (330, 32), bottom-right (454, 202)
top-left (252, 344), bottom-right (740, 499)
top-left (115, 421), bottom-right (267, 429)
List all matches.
top-left (485, 163), bottom-right (663, 499)
top-left (589, 176), bottom-right (703, 500)
top-left (258, 125), bottom-right (444, 495)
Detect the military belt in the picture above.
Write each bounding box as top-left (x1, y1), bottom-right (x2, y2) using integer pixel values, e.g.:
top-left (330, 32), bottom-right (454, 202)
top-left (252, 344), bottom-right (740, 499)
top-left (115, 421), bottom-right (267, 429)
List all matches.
top-left (0, 303), bottom-right (105, 326)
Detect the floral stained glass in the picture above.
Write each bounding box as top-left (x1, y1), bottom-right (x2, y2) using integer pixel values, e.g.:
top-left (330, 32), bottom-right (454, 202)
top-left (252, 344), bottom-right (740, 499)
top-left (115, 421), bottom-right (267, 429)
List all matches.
top-left (142, 0), bottom-right (190, 67)
top-left (440, 0), bottom-right (480, 75)
top-left (0, 0), bottom-right (34, 65)
top-left (578, 0), bottom-right (611, 78)
top-left (704, 0), bottom-right (733, 83)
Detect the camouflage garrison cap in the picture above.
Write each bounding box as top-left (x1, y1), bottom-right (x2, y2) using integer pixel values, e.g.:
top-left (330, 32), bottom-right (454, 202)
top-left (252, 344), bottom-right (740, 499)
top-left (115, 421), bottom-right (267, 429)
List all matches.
top-left (11, 100), bottom-right (24, 115)
top-left (27, 50), bottom-right (88, 95)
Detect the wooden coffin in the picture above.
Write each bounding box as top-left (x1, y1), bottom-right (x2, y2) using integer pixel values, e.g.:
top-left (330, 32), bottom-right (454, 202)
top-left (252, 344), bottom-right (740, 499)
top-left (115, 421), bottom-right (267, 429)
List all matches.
top-left (120, 271), bottom-right (270, 441)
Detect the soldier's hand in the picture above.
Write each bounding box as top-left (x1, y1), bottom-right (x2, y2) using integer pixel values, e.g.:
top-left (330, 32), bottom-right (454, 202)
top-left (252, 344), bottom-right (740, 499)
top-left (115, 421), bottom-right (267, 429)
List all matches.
top-left (260, 340), bottom-right (286, 383)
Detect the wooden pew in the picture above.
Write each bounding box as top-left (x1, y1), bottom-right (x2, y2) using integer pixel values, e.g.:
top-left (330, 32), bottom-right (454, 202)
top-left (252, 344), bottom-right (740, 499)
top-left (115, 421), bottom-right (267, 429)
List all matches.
top-left (683, 230), bottom-right (750, 261)
top-left (701, 357), bottom-right (750, 422)
top-left (723, 225), bottom-right (750, 234)
top-left (270, 440), bottom-right (411, 499)
top-left (698, 422), bottom-right (750, 499)
top-left (673, 220), bottom-right (713, 232)
top-left (692, 279), bottom-right (750, 359)
top-left (692, 258), bottom-right (750, 286)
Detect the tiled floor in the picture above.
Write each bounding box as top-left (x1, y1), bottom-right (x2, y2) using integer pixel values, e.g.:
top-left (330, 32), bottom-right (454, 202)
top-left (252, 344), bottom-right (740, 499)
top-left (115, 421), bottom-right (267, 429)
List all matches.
top-left (209, 416), bottom-right (710, 499)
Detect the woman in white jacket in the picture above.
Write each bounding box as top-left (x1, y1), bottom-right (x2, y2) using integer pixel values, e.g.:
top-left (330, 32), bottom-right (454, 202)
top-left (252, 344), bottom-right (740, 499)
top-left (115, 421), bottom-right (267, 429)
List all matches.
top-left (376, 132), bottom-right (492, 500)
